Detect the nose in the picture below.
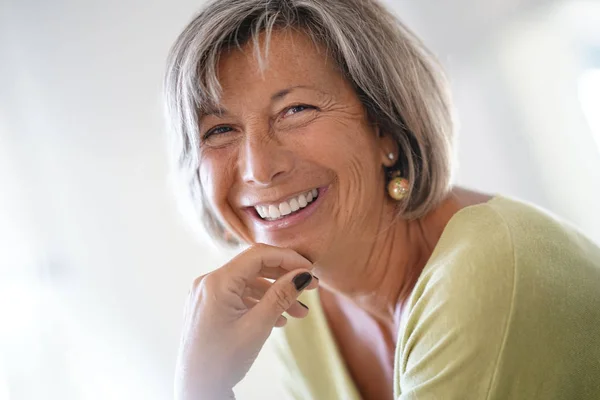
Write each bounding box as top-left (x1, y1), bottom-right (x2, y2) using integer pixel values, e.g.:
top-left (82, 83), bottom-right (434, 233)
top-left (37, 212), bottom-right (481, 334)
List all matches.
top-left (239, 132), bottom-right (294, 187)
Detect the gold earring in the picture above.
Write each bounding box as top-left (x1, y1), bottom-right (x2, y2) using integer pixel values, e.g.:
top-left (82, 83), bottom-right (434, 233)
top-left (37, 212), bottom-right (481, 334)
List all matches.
top-left (387, 170), bottom-right (409, 201)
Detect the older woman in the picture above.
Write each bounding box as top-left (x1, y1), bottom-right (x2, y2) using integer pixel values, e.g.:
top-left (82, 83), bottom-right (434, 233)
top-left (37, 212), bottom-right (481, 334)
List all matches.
top-left (164, 0), bottom-right (600, 399)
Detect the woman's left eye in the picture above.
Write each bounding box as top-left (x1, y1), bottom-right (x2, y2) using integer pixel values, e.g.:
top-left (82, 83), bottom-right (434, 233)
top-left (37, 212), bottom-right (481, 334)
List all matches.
top-left (282, 104), bottom-right (316, 117)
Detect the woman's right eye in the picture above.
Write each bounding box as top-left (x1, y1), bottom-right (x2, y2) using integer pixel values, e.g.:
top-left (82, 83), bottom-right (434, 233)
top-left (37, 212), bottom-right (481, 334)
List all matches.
top-left (203, 125), bottom-right (233, 140)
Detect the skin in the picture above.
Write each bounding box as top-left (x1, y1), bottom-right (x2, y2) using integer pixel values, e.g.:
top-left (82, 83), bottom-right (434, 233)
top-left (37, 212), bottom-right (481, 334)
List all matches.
top-left (180, 29), bottom-right (492, 400)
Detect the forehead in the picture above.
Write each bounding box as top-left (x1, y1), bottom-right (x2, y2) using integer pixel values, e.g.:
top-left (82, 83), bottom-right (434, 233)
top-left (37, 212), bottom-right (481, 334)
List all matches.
top-left (216, 29), bottom-right (346, 104)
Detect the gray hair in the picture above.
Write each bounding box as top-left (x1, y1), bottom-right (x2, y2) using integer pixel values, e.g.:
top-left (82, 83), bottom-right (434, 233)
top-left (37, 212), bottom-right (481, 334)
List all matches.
top-left (164, 0), bottom-right (455, 246)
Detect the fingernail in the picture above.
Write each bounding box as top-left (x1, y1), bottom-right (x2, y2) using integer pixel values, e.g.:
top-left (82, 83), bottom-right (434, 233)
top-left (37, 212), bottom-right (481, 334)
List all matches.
top-left (298, 300), bottom-right (309, 310)
top-left (293, 272), bottom-right (313, 291)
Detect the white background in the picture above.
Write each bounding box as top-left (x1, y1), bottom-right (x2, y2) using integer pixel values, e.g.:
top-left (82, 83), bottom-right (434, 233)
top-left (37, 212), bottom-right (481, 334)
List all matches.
top-left (1, 0), bottom-right (599, 399)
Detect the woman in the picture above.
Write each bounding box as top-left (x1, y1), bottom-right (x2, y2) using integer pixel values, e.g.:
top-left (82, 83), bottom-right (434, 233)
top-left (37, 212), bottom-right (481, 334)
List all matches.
top-left (164, 0), bottom-right (600, 399)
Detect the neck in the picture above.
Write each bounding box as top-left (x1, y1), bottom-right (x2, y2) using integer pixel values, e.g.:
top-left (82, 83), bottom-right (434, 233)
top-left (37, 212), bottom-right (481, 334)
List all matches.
top-left (314, 190), bottom-right (466, 331)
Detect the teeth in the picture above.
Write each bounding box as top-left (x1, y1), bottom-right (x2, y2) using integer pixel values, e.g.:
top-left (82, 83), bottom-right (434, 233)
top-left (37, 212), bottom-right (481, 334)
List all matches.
top-left (255, 189), bottom-right (319, 220)
top-left (257, 206), bottom-right (267, 218)
top-left (268, 205), bottom-right (281, 219)
top-left (289, 198), bottom-right (300, 212)
top-left (298, 194), bottom-right (308, 208)
top-left (279, 202), bottom-right (292, 216)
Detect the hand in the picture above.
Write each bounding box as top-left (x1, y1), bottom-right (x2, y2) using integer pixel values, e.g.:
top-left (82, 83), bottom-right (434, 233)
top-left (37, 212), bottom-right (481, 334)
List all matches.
top-left (174, 244), bottom-right (318, 400)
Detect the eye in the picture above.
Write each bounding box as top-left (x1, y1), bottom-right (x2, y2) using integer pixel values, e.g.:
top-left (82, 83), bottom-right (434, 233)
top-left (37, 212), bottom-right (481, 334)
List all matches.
top-left (282, 104), bottom-right (316, 118)
top-left (203, 125), bottom-right (234, 140)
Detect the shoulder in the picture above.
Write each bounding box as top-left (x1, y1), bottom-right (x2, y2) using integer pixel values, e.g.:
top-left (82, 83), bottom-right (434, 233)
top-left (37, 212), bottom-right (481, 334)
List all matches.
top-left (396, 196), bottom-right (600, 398)
top-left (406, 195), bottom-right (573, 321)
top-left (417, 194), bottom-right (587, 289)
top-left (395, 198), bottom-right (518, 396)
top-left (414, 197), bottom-right (516, 298)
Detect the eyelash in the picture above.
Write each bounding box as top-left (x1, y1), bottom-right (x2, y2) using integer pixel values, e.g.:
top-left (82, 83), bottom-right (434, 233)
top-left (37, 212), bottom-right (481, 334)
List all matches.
top-left (202, 104), bottom-right (317, 140)
top-left (283, 104), bottom-right (316, 116)
top-left (203, 125), bottom-right (232, 139)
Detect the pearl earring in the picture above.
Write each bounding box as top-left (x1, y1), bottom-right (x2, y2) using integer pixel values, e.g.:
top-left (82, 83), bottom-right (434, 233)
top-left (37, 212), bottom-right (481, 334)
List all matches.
top-left (388, 153), bottom-right (395, 160)
top-left (387, 170), bottom-right (409, 201)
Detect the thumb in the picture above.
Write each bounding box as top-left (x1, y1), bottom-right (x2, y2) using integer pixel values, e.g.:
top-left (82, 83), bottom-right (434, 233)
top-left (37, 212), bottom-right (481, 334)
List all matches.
top-left (249, 271), bottom-right (314, 327)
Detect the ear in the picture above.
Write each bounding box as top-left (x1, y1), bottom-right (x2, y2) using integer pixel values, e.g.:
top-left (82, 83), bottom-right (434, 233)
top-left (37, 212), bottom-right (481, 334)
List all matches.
top-left (376, 125), bottom-right (399, 168)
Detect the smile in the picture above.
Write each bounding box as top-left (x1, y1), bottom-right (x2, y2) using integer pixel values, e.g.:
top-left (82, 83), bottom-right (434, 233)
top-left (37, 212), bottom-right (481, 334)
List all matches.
top-left (254, 189), bottom-right (319, 221)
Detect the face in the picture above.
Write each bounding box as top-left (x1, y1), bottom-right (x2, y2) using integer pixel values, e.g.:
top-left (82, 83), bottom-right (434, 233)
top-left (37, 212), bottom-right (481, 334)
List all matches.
top-left (198, 29), bottom-right (395, 262)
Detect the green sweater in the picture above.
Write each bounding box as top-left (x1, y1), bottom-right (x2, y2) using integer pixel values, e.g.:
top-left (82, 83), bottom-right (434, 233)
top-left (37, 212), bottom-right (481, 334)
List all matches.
top-left (271, 196), bottom-right (600, 399)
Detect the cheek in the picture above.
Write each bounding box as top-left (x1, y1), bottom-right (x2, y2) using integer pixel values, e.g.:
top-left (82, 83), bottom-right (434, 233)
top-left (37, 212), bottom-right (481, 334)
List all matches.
top-left (306, 122), bottom-right (383, 225)
top-left (199, 152), bottom-right (236, 221)
top-left (340, 146), bottom-right (382, 224)
top-left (312, 124), bottom-right (380, 193)
top-left (199, 150), bottom-right (253, 243)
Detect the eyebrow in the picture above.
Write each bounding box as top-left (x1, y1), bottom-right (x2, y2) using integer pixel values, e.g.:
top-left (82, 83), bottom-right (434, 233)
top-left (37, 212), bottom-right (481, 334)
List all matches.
top-left (200, 85), bottom-right (326, 120)
top-left (202, 106), bottom-right (229, 117)
top-left (271, 85), bottom-right (318, 101)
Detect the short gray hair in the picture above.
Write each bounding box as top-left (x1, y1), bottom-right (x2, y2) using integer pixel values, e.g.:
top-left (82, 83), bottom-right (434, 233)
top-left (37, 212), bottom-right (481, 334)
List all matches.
top-left (164, 0), bottom-right (455, 246)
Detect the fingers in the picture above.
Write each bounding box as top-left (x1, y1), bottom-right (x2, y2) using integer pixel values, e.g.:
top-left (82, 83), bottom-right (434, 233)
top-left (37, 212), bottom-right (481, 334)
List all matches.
top-left (245, 273), bottom-right (318, 297)
top-left (243, 296), bottom-right (289, 328)
top-left (245, 270), bottom-right (314, 328)
top-left (274, 315), bottom-right (288, 328)
top-left (243, 278), bottom-right (272, 299)
top-left (188, 245), bottom-right (317, 333)
top-left (244, 278), bottom-right (310, 319)
top-left (223, 244), bottom-right (313, 282)
top-left (242, 296), bottom-right (259, 309)
top-left (259, 266), bottom-right (300, 280)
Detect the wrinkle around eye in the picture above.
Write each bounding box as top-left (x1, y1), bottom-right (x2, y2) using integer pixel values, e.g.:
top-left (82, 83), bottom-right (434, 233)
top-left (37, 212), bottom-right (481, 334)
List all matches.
top-left (276, 105), bottom-right (320, 131)
top-left (201, 125), bottom-right (240, 148)
top-left (282, 104), bottom-right (316, 118)
top-left (205, 126), bottom-right (233, 137)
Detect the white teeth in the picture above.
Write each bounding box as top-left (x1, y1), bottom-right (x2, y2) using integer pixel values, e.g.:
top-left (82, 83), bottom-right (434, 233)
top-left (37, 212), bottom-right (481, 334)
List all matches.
top-left (254, 188), bottom-right (320, 220)
top-left (298, 194), bottom-right (308, 208)
top-left (289, 198), bottom-right (300, 212)
top-left (257, 206), bottom-right (267, 218)
top-left (279, 202), bottom-right (292, 216)
top-left (268, 205), bottom-right (281, 219)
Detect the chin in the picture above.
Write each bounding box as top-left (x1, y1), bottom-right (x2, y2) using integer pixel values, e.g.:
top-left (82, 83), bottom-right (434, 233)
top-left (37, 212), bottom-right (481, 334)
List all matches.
top-left (252, 232), bottom-right (325, 264)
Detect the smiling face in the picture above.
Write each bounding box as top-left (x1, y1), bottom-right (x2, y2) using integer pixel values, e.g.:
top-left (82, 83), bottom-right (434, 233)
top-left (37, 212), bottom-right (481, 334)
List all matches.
top-left (198, 29), bottom-right (396, 262)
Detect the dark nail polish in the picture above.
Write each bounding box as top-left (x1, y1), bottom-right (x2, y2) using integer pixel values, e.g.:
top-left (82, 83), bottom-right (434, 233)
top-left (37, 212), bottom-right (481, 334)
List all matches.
top-left (293, 272), bottom-right (312, 291)
top-left (298, 300), bottom-right (309, 310)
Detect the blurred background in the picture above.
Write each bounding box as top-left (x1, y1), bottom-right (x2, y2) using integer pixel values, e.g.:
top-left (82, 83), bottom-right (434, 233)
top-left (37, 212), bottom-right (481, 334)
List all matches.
top-left (1, 0), bottom-right (599, 399)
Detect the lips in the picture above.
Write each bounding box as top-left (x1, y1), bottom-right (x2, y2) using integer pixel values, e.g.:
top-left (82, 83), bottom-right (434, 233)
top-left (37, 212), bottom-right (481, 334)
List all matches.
top-left (254, 188), bottom-right (319, 221)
